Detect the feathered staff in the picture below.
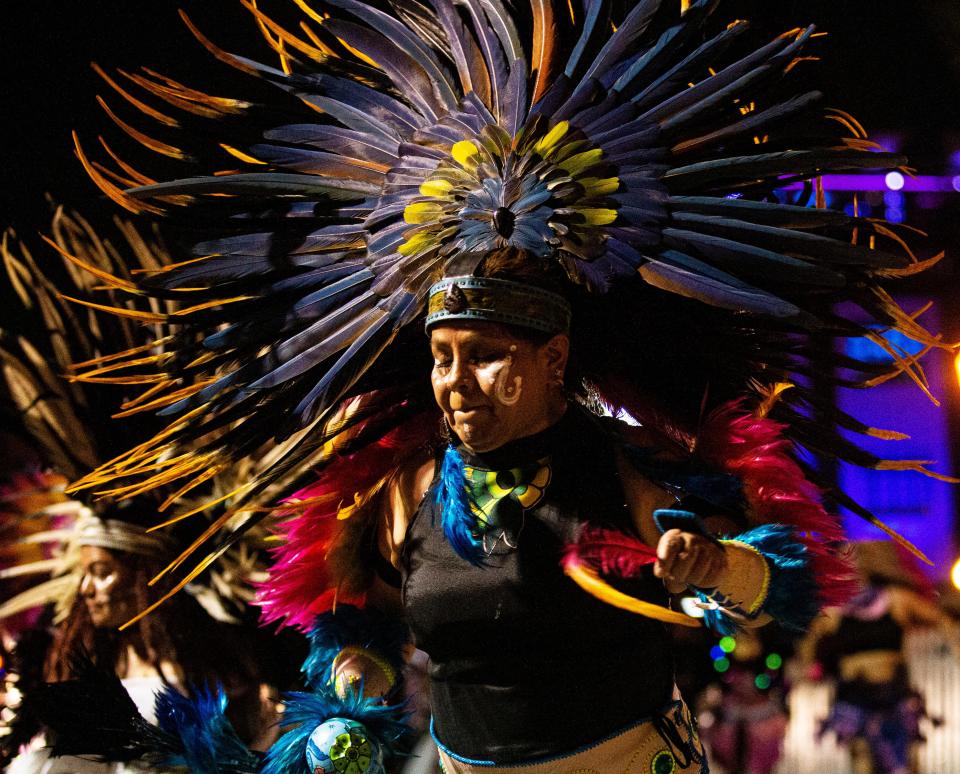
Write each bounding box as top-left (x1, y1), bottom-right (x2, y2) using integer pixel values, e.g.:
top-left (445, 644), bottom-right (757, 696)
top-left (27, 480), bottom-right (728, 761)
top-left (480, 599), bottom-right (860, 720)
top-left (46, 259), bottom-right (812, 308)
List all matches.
top-left (59, 0), bottom-right (951, 592)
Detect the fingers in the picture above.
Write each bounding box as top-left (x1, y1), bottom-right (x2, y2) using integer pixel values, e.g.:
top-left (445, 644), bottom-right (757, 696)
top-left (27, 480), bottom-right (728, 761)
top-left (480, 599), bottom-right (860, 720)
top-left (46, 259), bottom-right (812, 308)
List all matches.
top-left (654, 530), bottom-right (727, 590)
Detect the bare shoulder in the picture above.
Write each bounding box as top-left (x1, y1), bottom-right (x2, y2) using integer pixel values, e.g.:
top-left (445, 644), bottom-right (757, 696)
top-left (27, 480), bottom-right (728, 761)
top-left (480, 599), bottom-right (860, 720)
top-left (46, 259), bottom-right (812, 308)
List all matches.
top-left (379, 451), bottom-right (436, 569)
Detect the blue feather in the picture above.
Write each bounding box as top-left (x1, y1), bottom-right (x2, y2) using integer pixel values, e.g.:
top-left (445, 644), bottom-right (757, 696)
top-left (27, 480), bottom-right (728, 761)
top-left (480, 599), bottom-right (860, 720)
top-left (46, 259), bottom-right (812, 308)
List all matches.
top-left (639, 260), bottom-right (801, 318)
top-left (287, 297), bottom-right (417, 429)
top-left (435, 445), bottom-right (485, 565)
top-left (582, 0), bottom-right (661, 84)
top-left (262, 688), bottom-right (409, 774)
top-left (154, 685), bottom-right (260, 774)
top-left (323, 0), bottom-right (458, 110)
top-left (698, 525), bottom-right (820, 635)
top-left (128, 173), bottom-right (378, 199)
top-left (322, 19), bottom-right (444, 123)
top-left (430, 0), bottom-right (492, 105)
top-left (302, 605), bottom-right (411, 690)
top-left (637, 27), bottom-right (811, 123)
top-left (500, 62), bottom-right (527, 137)
top-left (734, 524), bottom-right (821, 632)
top-left (246, 145), bottom-right (388, 184)
top-left (458, 0), bottom-right (509, 116)
top-left (563, 0), bottom-right (610, 80)
top-left (263, 124), bottom-right (400, 163)
top-left (628, 20), bottom-right (749, 108)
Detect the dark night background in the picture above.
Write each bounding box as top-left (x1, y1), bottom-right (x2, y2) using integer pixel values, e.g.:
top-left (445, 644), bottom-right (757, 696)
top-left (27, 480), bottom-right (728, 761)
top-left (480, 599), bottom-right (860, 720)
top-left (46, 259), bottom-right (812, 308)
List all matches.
top-left (1, 1), bottom-right (958, 234)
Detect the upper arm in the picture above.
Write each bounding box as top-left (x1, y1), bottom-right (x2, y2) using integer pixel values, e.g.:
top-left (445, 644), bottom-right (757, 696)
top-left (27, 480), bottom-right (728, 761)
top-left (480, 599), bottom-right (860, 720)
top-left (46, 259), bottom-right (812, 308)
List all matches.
top-left (378, 454), bottom-right (435, 571)
top-left (614, 447), bottom-right (679, 547)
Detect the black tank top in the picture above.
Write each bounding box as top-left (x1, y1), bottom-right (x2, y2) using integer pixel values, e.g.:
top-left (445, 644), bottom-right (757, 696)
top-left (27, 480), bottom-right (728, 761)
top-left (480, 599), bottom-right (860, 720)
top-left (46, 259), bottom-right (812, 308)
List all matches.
top-left (401, 407), bottom-right (676, 762)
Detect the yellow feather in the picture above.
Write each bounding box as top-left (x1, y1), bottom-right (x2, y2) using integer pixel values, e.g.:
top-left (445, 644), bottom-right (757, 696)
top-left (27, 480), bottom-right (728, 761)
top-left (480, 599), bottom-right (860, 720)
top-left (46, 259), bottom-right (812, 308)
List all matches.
top-left (563, 562), bottom-right (701, 627)
top-left (220, 144), bottom-right (267, 165)
top-left (559, 148), bottom-right (604, 175)
top-left (451, 140), bottom-right (480, 169)
top-left (420, 179), bottom-right (454, 198)
top-left (577, 208), bottom-right (618, 226)
top-left (532, 121), bottom-right (569, 158)
top-left (404, 202), bottom-right (444, 224)
top-left (58, 294), bottom-right (167, 323)
top-left (579, 176), bottom-right (620, 198)
top-left (398, 230), bottom-right (433, 257)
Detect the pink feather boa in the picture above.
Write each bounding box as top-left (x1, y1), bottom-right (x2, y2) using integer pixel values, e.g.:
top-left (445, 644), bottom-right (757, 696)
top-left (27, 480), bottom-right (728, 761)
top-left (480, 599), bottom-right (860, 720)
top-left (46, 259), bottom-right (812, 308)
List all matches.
top-left (256, 410), bottom-right (437, 630)
top-left (695, 401), bottom-right (859, 608)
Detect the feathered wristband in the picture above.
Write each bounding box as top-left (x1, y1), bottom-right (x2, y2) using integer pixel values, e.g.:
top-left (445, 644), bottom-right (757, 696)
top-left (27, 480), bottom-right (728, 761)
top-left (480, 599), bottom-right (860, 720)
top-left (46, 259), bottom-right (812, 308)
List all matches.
top-left (302, 605), bottom-right (411, 696)
top-left (694, 524), bottom-right (822, 635)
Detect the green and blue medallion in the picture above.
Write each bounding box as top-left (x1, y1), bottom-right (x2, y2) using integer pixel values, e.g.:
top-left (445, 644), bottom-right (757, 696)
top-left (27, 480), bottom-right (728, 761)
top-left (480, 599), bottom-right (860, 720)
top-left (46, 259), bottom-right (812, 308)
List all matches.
top-left (463, 458), bottom-right (551, 549)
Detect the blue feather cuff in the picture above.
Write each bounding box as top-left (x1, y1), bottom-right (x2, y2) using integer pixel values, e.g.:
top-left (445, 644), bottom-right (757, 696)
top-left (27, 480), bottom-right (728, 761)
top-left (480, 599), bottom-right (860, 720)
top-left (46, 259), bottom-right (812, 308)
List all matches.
top-left (262, 687), bottom-right (410, 774)
top-left (698, 524), bottom-right (818, 634)
top-left (303, 605), bottom-right (411, 693)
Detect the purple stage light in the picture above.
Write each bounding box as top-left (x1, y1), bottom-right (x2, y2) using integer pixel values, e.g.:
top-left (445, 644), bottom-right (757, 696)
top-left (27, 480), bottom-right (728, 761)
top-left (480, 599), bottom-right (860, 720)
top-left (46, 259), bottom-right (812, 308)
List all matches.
top-left (782, 175), bottom-right (957, 193)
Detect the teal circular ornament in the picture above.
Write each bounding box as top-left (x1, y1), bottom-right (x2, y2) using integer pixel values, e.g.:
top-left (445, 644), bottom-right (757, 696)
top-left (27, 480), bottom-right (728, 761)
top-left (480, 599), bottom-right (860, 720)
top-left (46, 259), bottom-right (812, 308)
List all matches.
top-left (305, 718), bottom-right (384, 774)
top-left (651, 749), bottom-right (677, 774)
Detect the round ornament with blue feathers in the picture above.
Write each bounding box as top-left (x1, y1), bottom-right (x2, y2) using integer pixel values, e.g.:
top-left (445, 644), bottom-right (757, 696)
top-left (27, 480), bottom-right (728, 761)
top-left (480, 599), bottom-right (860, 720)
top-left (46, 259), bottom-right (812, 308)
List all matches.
top-left (305, 718), bottom-right (384, 774)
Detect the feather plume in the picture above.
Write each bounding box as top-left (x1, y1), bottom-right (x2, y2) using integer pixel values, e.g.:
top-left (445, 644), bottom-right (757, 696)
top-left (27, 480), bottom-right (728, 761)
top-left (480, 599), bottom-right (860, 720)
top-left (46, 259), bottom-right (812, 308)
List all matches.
top-left (154, 685), bottom-right (261, 773)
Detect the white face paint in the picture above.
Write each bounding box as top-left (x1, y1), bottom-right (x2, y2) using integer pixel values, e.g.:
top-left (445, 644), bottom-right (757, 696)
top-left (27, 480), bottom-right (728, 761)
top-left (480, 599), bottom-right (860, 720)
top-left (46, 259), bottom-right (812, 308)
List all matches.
top-left (79, 545), bottom-right (136, 629)
top-left (478, 346), bottom-right (523, 406)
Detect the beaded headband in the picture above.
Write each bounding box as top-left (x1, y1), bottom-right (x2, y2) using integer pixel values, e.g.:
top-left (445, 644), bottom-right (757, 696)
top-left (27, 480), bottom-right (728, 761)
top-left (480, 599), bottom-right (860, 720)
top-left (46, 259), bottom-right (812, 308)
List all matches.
top-left (425, 276), bottom-right (571, 335)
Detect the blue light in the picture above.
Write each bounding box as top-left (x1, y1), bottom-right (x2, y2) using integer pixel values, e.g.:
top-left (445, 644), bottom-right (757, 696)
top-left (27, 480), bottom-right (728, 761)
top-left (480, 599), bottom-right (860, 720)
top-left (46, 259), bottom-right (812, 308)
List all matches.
top-left (710, 645), bottom-right (726, 661)
top-left (843, 327), bottom-right (925, 364)
top-left (883, 190), bottom-right (904, 207)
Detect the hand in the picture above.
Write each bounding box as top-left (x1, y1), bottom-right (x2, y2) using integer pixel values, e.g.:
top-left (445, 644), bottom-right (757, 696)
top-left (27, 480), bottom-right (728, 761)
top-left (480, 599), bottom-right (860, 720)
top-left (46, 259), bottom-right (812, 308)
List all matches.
top-left (654, 529), bottom-right (727, 594)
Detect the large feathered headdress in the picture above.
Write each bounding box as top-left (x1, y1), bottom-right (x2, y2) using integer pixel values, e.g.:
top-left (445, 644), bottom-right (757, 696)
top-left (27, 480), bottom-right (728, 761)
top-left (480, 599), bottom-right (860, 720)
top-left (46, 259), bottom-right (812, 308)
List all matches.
top-left (58, 0), bottom-right (952, 598)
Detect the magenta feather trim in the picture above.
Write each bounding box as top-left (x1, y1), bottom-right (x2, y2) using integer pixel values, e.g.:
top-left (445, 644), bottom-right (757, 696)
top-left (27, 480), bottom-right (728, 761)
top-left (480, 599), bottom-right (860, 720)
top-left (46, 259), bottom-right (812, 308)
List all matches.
top-left (256, 403), bottom-right (437, 630)
top-left (696, 401), bottom-right (859, 608)
top-left (563, 524), bottom-right (657, 578)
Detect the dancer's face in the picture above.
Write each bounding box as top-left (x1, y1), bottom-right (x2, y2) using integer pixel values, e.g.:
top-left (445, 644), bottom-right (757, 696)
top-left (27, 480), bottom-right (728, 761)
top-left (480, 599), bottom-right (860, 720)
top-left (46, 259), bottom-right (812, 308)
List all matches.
top-left (78, 546), bottom-right (137, 629)
top-left (430, 321), bottom-right (569, 453)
